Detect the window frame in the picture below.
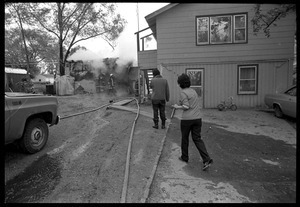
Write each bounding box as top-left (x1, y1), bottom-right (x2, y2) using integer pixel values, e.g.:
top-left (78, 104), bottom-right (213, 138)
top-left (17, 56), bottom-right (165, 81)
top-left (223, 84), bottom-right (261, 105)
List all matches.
top-left (196, 13), bottom-right (248, 46)
top-left (233, 14), bottom-right (247, 43)
top-left (186, 68), bottom-right (204, 96)
top-left (237, 64), bottom-right (258, 95)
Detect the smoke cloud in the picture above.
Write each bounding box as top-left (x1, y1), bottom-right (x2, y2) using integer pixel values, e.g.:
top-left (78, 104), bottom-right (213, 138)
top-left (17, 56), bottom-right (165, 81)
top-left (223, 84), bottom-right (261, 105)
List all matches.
top-left (68, 21), bottom-right (138, 79)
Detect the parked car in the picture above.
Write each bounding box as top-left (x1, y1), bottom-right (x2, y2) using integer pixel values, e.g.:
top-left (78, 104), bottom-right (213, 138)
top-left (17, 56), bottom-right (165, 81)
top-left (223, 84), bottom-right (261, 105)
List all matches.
top-left (264, 85), bottom-right (296, 118)
top-left (5, 92), bottom-right (60, 153)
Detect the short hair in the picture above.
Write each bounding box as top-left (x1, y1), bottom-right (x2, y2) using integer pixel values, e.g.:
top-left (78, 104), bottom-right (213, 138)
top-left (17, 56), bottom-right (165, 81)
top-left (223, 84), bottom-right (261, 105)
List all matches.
top-left (153, 68), bottom-right (160, 77)
top-left (177, 73), bottom-right (191, 89)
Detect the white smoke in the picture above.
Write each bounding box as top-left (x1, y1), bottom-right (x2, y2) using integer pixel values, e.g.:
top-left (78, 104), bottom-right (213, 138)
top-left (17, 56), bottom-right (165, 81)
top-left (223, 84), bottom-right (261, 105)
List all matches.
top-left (67, 49), bottom-right (100, 61)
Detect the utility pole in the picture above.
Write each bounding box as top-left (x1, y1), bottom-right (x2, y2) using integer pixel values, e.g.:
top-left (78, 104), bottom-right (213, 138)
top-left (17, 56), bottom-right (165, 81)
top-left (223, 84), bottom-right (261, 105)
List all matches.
top-left (136, 3), bottom-right (141, 103)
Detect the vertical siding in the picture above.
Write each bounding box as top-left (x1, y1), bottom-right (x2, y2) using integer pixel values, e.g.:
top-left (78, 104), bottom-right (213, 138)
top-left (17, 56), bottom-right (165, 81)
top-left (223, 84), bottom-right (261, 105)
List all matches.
top-left (162, 60), bottom-right (289, 108)
top-left (138, 4), bottom-right (295, 108)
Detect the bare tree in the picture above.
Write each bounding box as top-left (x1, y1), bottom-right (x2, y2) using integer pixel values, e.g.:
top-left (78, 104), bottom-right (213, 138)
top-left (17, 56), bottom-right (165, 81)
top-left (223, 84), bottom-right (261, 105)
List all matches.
top-left (25, 3), bottom-right (126, 76)
top-left (251, 4), bottom-right (296, 38)
top-left (6, 3), bottom-right (31, 73)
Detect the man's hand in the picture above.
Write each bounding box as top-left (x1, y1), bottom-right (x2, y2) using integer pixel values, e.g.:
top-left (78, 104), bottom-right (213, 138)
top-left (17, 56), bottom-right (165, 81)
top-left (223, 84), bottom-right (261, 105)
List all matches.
top-left (172, 104), bottom-right (189, 110)
top-left (172, 104), bottom-right (180, 109)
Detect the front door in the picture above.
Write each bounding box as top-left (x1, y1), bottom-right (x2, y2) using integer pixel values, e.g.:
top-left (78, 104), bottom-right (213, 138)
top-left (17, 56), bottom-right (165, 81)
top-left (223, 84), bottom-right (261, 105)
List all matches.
top-left (186, 69), bottom-right (204, 108)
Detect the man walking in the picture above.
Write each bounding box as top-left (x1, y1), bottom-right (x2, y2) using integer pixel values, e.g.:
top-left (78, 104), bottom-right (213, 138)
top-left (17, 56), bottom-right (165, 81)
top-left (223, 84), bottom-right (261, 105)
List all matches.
top-left (150, 68), bottom-right (170, 129)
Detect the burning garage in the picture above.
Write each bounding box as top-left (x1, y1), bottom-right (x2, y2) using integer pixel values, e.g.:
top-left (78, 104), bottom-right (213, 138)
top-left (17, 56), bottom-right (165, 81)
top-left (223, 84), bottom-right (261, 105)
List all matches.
top-left (63, 53), bottom-right (139, 96)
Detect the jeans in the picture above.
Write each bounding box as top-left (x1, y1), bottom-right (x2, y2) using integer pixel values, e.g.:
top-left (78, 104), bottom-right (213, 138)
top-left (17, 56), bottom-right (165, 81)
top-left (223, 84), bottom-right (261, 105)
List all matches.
top-left (180, 118), bottom-right (210, 163)
top-left (152, 100), bottom-right (166, 123)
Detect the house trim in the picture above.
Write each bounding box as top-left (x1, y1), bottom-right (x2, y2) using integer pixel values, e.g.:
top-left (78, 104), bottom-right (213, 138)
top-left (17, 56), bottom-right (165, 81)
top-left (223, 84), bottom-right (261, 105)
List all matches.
top-left (158, 58), bottom-right (290, 67)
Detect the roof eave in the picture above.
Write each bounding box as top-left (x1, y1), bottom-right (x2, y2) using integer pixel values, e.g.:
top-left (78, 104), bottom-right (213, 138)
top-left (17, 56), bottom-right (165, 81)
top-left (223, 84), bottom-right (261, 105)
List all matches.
top-left (145, 3), bottom-right (179, 39)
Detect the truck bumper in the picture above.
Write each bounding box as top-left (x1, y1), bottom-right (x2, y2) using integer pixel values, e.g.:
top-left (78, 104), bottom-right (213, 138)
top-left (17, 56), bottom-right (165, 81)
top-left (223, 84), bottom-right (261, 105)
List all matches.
top-left (50, 115), bottom-right (60, 126)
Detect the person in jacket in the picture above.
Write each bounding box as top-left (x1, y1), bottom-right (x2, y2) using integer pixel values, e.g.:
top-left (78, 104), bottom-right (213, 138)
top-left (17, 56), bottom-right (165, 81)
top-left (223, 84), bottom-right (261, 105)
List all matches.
top-left (150, 68), bottom-right (170, 129)
top-left (108, 74), bottom-right (115, 95)
top-left (172, 73), bottom-right (213, 171)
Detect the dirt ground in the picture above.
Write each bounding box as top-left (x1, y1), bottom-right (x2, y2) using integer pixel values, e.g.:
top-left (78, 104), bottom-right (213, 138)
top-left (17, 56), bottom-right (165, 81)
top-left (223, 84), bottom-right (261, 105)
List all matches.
top-left (148, 109), bottom-right (296, 203)
top-left (5, 93), bottom-right (296, 203)
top-left (5, 93), bottom-right (168, 203)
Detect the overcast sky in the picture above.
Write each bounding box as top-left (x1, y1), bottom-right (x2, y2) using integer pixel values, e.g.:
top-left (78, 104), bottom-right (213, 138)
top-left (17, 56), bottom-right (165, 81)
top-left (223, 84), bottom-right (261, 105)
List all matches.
top-left (79, 3), bottom-right (169, 66)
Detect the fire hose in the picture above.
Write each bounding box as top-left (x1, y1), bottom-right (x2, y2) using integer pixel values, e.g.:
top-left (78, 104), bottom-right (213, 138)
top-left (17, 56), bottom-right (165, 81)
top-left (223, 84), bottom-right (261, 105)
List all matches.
top-left (120, 97), bottom-right (140, 203)
top-left (58, 97), bottom-right (140, 203)
top-left (59, 97), bottom-right (135, 120)
top-left (58, 98), bottom-right (175, 203)
top-left (60, 103), bottom-right (111, 120)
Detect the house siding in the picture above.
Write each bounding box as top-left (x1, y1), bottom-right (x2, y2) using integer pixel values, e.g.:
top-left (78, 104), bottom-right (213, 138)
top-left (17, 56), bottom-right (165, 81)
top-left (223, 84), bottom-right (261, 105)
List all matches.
top-left (138, 3), bottom-right (295, 108)
top-left (156, 4), bottom-right (295, 64)
top-left (138, 50), bottom-right (157, 69)
top-left (161, 59), bottom-right (292, 108)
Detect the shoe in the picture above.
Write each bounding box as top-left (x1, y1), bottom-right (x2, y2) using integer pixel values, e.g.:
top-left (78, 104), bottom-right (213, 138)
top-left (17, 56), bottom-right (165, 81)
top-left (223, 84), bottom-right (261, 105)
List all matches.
top-left (153, 120), bottom-right (158, 129)
top-left (202, 159), bottom-right (213, 171)
top-left (161, 120), bottom-right (166, 129)
top-left (178, 157), bottom-right (188, 163)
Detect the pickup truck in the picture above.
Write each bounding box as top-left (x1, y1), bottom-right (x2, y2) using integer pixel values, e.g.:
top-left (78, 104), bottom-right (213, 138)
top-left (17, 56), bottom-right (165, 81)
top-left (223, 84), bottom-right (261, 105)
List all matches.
top-left (5, 92), bottom-right (60, 154)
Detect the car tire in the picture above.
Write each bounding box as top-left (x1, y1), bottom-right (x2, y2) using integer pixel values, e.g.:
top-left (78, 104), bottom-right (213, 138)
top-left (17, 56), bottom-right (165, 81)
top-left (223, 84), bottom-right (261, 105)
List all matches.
top-left (274, 105), bottom-right (283, 118)
top-left (19, 118), bottom-right (49, 154)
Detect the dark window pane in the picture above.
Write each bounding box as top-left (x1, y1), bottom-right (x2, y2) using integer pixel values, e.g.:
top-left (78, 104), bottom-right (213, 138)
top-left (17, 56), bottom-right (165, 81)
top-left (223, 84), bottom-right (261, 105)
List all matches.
top-left (240, 67), bottom-right (255, 79)
top-left (235, 15), bottom-right (245, 28)
top-left (240, 80), bottom-right (256, 92)
top-left (235, 29), bottom-right (245, 41)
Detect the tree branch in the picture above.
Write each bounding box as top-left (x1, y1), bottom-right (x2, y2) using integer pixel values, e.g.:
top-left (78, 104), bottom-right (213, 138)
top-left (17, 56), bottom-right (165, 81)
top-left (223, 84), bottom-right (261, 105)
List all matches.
top-left (27, 4), bottom-right (60, 39)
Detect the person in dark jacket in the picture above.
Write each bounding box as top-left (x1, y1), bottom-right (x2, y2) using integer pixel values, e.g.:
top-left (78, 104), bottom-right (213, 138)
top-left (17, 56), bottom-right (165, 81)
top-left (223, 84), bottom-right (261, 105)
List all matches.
top-left (172, 73), bottom-right (213, 171)
top-left (150, 68), bottom-right (170, 129)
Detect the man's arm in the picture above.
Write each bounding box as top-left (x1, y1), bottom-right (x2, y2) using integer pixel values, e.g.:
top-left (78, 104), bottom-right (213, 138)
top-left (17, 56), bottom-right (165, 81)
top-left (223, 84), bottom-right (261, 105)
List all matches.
top-left (165, 80), bottom-right (170, 102)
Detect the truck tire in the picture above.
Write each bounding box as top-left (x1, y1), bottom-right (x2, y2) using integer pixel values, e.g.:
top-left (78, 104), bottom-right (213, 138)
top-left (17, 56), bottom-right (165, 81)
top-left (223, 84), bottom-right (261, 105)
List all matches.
top-left (274, 105), bottom-right (283, 118)
top-left (19, 118), bottom-right (49, 154)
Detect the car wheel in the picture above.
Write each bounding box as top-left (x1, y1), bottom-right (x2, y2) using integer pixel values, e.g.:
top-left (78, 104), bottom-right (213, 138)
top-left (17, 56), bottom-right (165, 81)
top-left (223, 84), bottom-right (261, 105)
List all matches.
top-left (19, 118), bottom-right (49, 154)
top-left (274, 105), bottom-right (283, 118)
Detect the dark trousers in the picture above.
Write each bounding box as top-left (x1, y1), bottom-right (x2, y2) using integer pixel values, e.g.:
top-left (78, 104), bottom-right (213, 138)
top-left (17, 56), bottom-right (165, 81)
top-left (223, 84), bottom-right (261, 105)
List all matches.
top-left (180, 119), bottom-right (210, 163)
top-left (152, 100), bottom-right (166, 123)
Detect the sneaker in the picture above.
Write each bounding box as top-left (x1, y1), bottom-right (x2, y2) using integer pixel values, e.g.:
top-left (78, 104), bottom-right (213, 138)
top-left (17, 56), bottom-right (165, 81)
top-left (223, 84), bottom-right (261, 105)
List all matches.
top-left (178, 157), bottom-right (188, 163)
top-left (202, 159), bottom-right (213, 171)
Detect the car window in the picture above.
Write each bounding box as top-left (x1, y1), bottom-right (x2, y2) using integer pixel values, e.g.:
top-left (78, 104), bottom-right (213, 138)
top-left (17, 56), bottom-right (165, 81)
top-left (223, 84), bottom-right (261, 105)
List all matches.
top-left (285, 87), bottom-right (296, 96)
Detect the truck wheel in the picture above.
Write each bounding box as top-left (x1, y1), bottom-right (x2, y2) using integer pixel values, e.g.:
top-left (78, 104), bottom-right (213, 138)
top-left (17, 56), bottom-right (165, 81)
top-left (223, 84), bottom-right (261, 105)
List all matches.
top-left (20, 118), bottom-right (49, 154)
top-left (274, 105), bottom-right (283, 118)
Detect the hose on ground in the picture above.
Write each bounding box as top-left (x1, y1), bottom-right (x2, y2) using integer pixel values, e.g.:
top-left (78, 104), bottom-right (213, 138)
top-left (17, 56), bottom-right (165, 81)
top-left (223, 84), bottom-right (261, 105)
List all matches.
top-left (59, 97), bottom-right (135, 120)
top-left (120, 97), bottom-right (140, 203)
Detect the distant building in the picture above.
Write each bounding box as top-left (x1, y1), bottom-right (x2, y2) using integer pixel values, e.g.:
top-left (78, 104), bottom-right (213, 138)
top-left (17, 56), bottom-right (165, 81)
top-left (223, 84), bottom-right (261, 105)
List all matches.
top-left (32, 74), bottom-right (55, 84)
